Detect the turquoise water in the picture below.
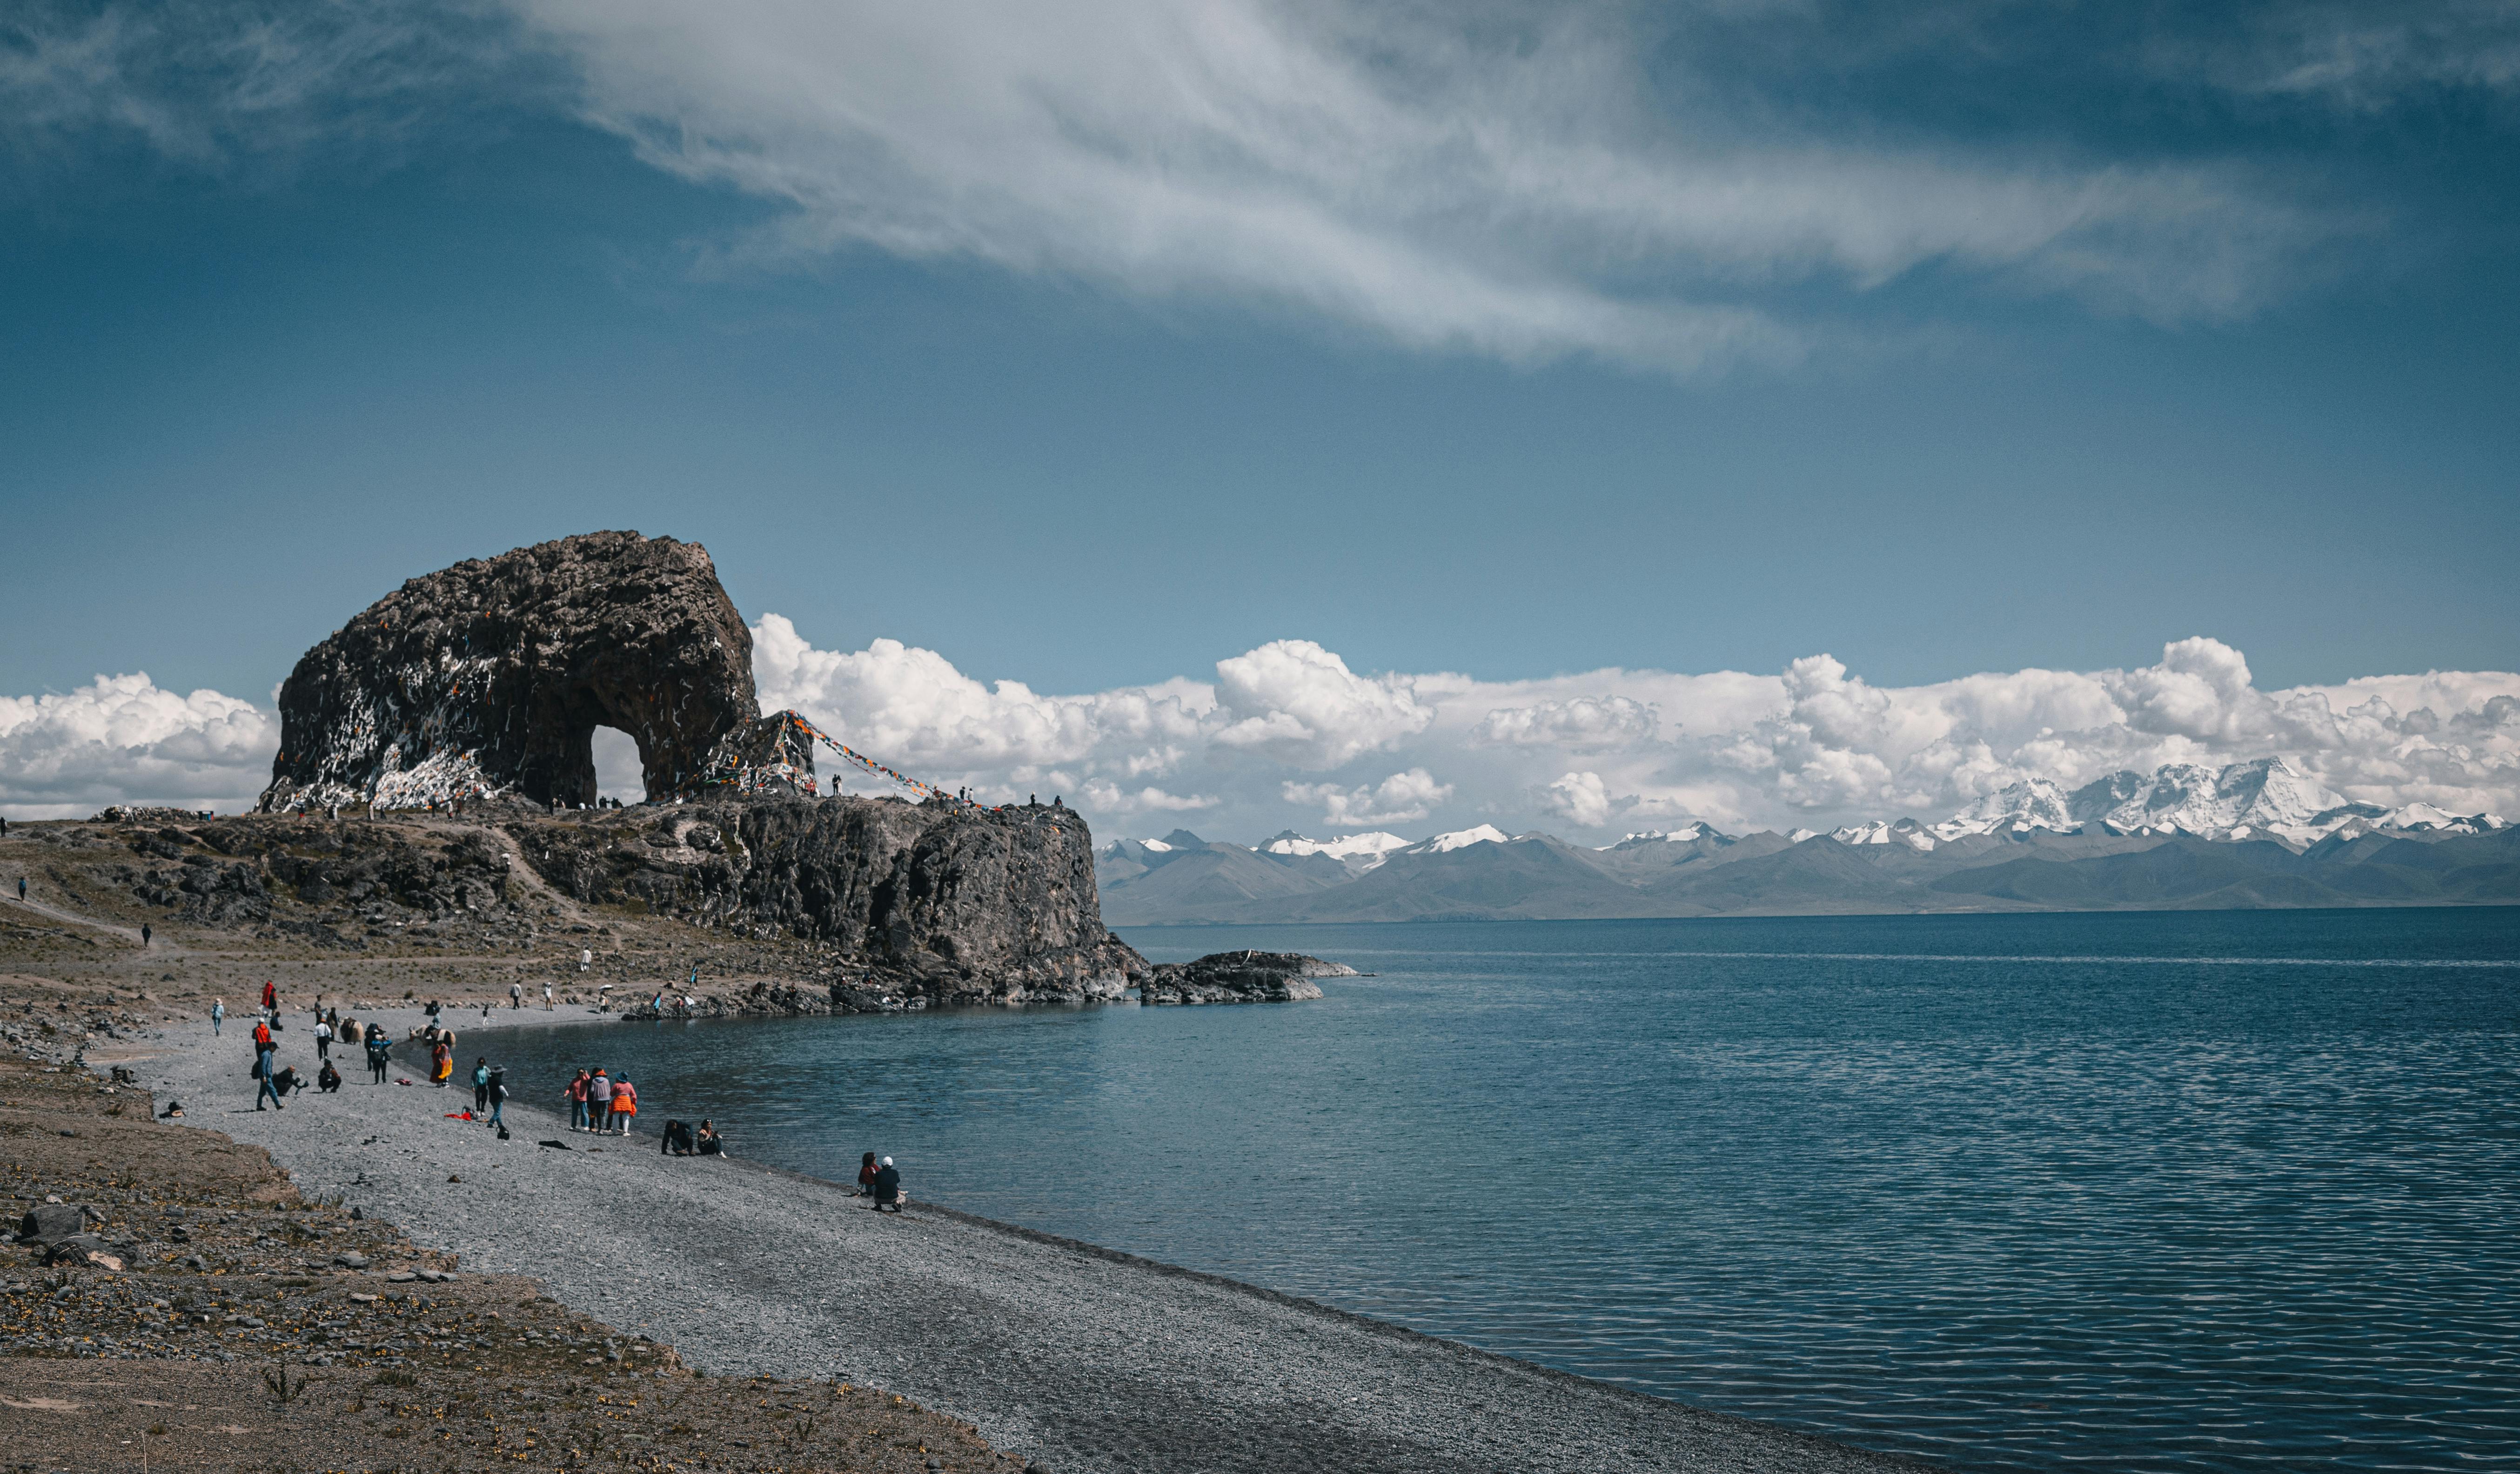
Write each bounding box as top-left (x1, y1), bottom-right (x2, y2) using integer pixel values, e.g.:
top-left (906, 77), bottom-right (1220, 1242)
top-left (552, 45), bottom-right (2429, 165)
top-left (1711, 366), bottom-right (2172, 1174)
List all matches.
top-left (482, 909), bottom-right (2520, 1471)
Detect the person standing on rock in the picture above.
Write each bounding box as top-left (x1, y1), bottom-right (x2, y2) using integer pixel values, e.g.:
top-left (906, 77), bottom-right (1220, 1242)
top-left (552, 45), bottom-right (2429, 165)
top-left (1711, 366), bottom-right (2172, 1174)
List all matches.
top-left (211, 998), bottom-right (225, 1037)
top-left (586, 1068), bottom-right (613, 1130)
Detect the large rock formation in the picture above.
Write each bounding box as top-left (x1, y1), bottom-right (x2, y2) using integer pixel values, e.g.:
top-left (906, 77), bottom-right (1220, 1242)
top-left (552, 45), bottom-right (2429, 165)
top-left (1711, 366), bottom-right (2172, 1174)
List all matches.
top-left (234, 529), bottom-right (1151, 1003)
top-left (514, 796), bottom-right (1141, 1003)
top-left (259, 532), bottom-right (804, 811)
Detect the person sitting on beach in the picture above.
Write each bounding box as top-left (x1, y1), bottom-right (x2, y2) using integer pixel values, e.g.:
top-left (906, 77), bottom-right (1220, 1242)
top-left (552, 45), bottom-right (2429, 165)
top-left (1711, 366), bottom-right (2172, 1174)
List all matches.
top-left (317, 1059), bottom-right (342, 1093)
top-left (857, 1151), bottom-right (878, 1196)
top-left (696, 1121), bottom-right (726, 1157)
top-left (870, 1156), bottom-right (902, 1213)
top-left (661, 1119), bottom-right (696, 1156)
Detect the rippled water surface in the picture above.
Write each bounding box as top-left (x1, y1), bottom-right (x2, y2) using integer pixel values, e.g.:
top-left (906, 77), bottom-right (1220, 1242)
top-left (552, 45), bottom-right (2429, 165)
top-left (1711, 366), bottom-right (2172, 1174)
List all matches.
top-left (483, 909), bottom-right (2520, 1471)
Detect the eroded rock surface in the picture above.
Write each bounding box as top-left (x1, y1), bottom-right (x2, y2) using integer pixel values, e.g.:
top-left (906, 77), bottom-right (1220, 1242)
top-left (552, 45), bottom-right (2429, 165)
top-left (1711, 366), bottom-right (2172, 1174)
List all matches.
top-left (259, 532), bottom-right (774, 811)
top-left (511, 797), bottom-right (1143, 1004)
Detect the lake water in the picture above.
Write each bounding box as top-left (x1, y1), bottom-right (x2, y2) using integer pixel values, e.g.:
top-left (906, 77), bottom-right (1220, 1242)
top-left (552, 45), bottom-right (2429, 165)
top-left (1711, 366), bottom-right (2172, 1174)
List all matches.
top-left (479, 909), bottom-right (2520, 1472)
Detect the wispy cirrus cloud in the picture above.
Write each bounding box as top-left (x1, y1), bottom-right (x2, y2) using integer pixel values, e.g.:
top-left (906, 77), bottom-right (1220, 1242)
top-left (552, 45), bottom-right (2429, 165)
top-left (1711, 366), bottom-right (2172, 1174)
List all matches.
top-left (511, 0), bottom-right (2353, 366)
top-left (4, 0), bottom-right (2431, 370)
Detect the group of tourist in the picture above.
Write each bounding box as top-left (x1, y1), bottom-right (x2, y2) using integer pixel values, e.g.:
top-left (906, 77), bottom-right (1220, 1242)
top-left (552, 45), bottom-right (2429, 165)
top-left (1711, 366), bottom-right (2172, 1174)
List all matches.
top-left (226, 991), bottom-right (781, 1191)
top-left (561, 1067), bottom-right (640, 1134)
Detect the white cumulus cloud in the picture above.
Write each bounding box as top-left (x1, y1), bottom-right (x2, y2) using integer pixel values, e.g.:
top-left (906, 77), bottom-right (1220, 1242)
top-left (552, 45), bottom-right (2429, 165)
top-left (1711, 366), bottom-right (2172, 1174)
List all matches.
top-left (13, 628), bottom-right (2517, 848)
top-left (0, 673), bottom-right (276, 818)
top-left (1282, 768), bottom-right (1454, 827)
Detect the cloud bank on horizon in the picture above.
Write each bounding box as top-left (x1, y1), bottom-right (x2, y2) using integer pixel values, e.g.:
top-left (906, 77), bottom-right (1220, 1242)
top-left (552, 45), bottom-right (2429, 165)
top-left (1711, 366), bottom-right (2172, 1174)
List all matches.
top-left (9, 0), bottom-right (2519, 371)
top-left (9, 624), bottom-right (2513, 840)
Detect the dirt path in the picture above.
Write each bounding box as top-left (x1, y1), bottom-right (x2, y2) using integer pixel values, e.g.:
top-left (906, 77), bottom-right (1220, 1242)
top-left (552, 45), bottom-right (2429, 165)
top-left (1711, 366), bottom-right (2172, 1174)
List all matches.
top-left (3, 892), bottom-right (180, 954)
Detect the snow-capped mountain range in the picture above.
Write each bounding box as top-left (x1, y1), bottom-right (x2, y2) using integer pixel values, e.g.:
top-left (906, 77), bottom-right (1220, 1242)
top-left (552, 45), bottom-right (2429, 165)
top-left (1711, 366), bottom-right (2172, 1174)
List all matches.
top-left (1842, 756), bottom-right (2505, 850)
top-left (1097, 757), bottom-right (2516, 925)
top-left (1127, 756), bottom-right (2504, 865)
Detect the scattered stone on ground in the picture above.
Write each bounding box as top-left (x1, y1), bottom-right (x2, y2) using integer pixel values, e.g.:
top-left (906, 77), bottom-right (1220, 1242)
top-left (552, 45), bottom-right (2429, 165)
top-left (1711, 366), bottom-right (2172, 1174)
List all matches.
top-left (0, 1052), bottom-right (1015, 1473)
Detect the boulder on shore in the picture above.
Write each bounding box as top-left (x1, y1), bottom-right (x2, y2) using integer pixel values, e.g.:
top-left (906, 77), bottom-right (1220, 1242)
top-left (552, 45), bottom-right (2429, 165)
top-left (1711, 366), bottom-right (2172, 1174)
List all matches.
top-left (15, 1202), bottom-right (89, 1245)
top-left (1139, 950), bottom-right (1354, 1005)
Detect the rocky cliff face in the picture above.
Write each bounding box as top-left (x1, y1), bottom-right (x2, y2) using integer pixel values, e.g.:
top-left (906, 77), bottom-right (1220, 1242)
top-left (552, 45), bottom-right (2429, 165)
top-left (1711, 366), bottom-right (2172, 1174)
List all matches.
top-left (260, 532), bottom-right (782, 811)
top-left (510, 796), bottom-right (1143, 1004)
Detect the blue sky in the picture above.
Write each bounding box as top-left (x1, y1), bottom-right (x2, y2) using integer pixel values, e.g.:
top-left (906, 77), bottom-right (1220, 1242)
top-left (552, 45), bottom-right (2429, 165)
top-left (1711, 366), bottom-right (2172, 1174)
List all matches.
top-left (3, 0), bottom-right (2517, 832)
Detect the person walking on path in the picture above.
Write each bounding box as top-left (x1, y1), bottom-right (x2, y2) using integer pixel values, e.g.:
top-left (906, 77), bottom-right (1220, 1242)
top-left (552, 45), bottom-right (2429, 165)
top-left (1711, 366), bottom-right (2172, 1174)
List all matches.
top-left (869, 1156), bottom-right (902, 1213)
top-left (15, 877), bottom-right (24, 903)
top-left (252, 1016), bottom-right (273, 1059)
top-left (564, 1069), bottom-right (590, 1131)
top-left (253, 1048), bottom-right (285, 1111)
top-left (510, 982), bottom-right (522, 1010)
top-left (211, 998), bottom-right (225, 1037)
top-left (486, 1067), bottom-right (508, 1130)
top-left (315, 1017), bottom-right (332, 1061)
top-left (586, 1068), bottom-right (613, 1131)
top-left (367, 1032), bottom-right (392, 1084)
top-left (141, 922), bottom-right (151, 948)
top-left (609, 1074), bottom-right (637, 1136)
top-left (472, 1057), bottom-right (491, 1114)
top-left (543, 983), bottom-right (553, 1010)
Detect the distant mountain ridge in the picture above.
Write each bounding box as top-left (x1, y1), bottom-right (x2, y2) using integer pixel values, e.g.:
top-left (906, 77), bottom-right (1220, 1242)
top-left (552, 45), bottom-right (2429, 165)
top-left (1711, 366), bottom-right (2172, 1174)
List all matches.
top-left (1097, 758), bottom-right (2513, 925)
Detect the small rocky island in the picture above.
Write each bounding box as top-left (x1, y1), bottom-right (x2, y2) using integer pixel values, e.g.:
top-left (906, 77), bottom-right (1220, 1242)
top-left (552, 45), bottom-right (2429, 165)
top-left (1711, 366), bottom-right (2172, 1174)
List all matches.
top-left (1139, 950), bottom-right (1360, 1004)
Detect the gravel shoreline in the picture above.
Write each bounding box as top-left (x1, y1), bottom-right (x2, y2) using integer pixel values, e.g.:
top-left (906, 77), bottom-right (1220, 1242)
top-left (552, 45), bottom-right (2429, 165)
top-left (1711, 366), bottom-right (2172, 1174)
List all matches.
top-left (136, 1010), bottom-right (1925, 1474)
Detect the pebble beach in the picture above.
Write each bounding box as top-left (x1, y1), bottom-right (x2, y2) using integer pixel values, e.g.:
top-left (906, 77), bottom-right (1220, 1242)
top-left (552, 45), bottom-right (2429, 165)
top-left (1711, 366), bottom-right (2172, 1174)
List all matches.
top-left (136, 1005), bottom-right (1923, 1474)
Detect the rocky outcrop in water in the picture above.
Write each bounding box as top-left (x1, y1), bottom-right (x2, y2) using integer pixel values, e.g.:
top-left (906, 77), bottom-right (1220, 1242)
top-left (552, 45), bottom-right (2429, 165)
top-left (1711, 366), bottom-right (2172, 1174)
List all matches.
top-left (1138, 950), bottom-right (1354, 1004)
top-left (511, 796), bottom-right (1143, 1004)
top-left (259, 532), bottom-right (785, 811)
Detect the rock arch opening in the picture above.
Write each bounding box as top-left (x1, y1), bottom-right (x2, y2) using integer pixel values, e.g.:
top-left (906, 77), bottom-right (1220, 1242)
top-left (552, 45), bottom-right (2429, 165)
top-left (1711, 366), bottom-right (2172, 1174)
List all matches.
top-left (589, 725), bottom-right (646, 807)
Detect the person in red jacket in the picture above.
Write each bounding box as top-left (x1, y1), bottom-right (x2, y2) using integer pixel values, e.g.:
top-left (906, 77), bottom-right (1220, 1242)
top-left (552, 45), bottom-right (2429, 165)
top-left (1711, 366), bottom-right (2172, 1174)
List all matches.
top-left (260, 979), bottom-right (277, 1017)
top-left (609, 1076), bottom-right (637, 1136)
